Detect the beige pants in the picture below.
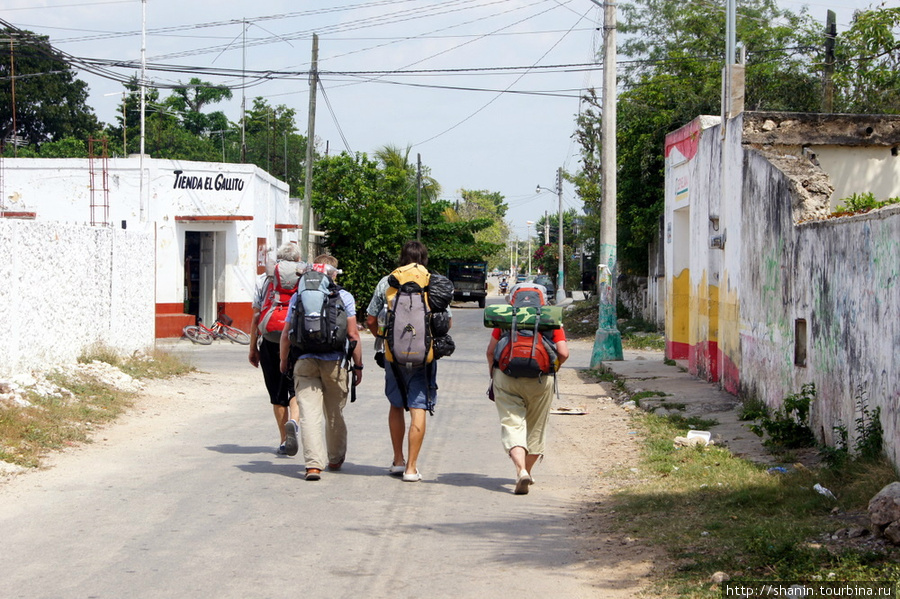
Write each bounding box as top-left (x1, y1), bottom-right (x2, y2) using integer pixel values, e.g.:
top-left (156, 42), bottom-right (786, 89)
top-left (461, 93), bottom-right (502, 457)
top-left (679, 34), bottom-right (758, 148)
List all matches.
top-left (492, 370), bottom-right (554, 455)
top-left (292, 358), bottom-right (349, 470)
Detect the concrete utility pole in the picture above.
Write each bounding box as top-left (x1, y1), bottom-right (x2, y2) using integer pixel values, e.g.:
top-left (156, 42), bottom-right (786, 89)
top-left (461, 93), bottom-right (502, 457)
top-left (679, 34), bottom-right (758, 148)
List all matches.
top-left (591, 0), bottom-right (623, 365)
top-left (556, 166), bottom-right (565, 304)
top-left (301, 34), bottom-right (318, 261)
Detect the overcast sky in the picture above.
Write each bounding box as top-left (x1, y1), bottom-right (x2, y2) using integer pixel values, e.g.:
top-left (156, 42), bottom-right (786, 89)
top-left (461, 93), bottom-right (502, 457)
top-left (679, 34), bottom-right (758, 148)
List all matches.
top-left (5, 0), bottom-right (893, 237)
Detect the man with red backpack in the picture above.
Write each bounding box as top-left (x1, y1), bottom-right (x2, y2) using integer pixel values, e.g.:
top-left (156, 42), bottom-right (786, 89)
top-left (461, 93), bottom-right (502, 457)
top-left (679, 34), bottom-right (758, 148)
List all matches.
top-left (249, 243), bottom-right (302, 455)
top-left (485, 282), bottom-right (569, 494)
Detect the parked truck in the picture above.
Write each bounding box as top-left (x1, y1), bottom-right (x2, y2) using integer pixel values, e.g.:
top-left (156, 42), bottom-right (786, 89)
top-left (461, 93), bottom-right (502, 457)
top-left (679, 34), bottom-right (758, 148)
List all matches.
top-left (448, 260), bottom-right (488, 308)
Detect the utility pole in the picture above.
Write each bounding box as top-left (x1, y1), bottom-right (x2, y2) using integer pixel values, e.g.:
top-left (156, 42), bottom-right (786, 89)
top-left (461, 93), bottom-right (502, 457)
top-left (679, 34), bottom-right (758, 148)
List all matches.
top-left (416, 153), bottom-right (422, 241)
top-left (544, 211), bottom-right (549, 245)
top-left (823, 10), bottom-right (836, 113)
top-left (301, 34), bottom-right (318, 261)
top-left (240, 20), bottom-right (247, 163)
top-left (9, 36), bottom-right (17, 157)
top-left (139, 0), bottom-right (147, 222)
top-left (556, 166), bottom-right (565, 304)
top-left (591, 0), bottom-right (623, 365)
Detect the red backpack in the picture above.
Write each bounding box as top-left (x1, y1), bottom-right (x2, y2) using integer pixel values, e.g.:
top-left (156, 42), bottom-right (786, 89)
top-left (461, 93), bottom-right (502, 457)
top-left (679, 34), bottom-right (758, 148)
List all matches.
top-left (494, 284), bottom-right (558, 378)
top-left (258, 261), bottom-right (303, 342)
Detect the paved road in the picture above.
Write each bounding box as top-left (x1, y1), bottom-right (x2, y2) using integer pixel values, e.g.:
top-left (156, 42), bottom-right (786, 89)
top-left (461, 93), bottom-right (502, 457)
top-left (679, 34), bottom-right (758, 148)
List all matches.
top-left (0, 296), bottom-right (610, 599)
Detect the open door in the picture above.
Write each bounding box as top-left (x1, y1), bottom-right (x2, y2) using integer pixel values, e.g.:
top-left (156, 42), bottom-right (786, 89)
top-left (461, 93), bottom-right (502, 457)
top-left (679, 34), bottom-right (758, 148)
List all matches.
top-left (184, 231), bottom-right (225, 326)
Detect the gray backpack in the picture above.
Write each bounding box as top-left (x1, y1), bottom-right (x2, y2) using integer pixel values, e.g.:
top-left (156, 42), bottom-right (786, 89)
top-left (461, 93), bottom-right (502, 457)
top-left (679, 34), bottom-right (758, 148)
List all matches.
top-left (288, 269), bottom-right (348, 354)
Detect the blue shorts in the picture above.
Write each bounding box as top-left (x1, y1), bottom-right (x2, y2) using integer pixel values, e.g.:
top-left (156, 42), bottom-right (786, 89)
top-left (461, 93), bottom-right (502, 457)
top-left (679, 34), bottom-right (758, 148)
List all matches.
top-left (385, 363), bottom-right (438, 411)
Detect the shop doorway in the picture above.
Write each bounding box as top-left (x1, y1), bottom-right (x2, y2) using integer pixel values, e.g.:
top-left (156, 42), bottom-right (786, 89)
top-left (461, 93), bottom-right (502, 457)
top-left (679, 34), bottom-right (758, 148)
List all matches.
top-left (184, 231), bottom-right (224, 326)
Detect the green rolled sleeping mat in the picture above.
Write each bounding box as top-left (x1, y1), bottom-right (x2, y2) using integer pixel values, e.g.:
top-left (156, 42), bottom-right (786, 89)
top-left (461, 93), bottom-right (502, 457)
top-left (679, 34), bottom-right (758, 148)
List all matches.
top-left (483, 305), bottom-right (563, 330)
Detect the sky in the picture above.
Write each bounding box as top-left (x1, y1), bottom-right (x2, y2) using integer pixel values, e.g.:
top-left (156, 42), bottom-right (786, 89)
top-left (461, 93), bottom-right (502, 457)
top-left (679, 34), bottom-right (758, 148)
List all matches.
top-left (4, 0), bottom-right (893, 239)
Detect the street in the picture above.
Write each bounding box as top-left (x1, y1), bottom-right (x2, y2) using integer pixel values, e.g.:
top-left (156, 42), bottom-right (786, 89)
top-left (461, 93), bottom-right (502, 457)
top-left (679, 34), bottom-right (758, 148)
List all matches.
top-left (0, 296), bottom-right (654, 599)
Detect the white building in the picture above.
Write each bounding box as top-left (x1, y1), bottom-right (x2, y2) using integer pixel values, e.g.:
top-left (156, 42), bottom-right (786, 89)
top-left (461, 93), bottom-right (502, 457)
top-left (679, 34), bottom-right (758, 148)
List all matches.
top-left (2, 155), bottom-right (299, 337)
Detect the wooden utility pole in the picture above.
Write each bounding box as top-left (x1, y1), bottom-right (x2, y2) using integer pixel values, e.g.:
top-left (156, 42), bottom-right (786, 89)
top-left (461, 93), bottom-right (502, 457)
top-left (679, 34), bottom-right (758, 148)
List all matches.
top-left (416, 153), bottom-right (422, 241)
top-left (823, 10), bottom-right (836, 113)
top-left (301, 34), bottom-right (319, 261)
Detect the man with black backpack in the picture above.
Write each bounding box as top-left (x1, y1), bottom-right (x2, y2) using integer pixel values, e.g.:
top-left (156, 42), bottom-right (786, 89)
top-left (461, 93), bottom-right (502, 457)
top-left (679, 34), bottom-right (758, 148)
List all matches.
top-left (279, 254), bottom-right (363, 481)
top-left (485, 282), bottom-right (569, 495)
top-left (365, 241), bottom-right (451, 483)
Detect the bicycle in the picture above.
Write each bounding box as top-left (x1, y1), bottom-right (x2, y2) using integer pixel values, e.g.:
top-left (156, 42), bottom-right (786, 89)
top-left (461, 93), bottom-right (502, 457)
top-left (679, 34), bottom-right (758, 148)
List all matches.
top-left (183, 313), bottom-right (251, 346)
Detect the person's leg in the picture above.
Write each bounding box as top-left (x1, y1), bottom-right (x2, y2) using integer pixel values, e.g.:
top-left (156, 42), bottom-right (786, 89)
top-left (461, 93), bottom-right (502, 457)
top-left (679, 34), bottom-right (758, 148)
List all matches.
top-left (293, 359), bottom-right (327, 472)
top-left (260, 339), bottom-right (291, 443)
top-left (384, 366), bottom-right (407, 469)
top-left (321, 360), bottom-right (349, 468)
top-left (405, 408), bottom-right (426, 476)
top-left (273, 404), bottom-right (288, 443)
top-left (523, 375), bottom-right (555, 475)
top-left (389, 406), bottom-right (406, 467)
top-left (493, 371), bottom-right (528, 457)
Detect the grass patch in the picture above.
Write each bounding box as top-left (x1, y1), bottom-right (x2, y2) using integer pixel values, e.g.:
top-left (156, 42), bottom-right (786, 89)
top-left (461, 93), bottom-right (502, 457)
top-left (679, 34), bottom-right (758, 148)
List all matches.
top-left (611, 412), bottom-right (900, 597)
top-left (632, 390), bottom-right (669, 403)
top-left (0, 346), bottom-right (193, 469)
top-left (563, 300), bottom-right (664, 350)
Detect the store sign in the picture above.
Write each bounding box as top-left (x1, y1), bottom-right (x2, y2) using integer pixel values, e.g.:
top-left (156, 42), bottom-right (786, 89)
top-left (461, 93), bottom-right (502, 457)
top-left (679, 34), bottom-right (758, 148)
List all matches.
top-left (173, 171), bottom-right (246, 192)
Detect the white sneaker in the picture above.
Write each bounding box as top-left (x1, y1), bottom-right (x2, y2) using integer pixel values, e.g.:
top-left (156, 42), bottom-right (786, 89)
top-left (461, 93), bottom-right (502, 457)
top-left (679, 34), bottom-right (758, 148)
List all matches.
top-left (514, 470), bottom-right (533, 495)
top-left (389, 462), bottom-right (406, 475)
top-left (402, 470), bottom-right (422, 482)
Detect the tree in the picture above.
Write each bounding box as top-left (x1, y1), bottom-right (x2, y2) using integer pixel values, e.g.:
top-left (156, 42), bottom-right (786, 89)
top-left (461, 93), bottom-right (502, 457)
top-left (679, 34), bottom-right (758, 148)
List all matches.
top-left (456, 189), bottom-right (510, 269)
top-left (0, 26), bottom-right (100, 153)
top-left (163, 77), bottom-right (233, 136)
top-left (833, 7), bottom-right (900, 114)
top-left (311, 151), bottom-right (412, 297)
top-left (573, 0), bottom-right (822, 274)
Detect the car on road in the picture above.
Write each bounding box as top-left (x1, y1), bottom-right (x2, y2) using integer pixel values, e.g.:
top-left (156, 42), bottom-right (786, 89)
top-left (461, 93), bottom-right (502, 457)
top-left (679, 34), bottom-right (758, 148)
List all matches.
top-left (448, 260), bottom-right (488, 308)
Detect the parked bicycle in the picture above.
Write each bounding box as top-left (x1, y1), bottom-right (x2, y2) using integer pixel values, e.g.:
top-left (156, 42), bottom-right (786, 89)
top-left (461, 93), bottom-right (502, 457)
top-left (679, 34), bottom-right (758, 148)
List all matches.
top-left (183, 313), bottom-right (251, 346)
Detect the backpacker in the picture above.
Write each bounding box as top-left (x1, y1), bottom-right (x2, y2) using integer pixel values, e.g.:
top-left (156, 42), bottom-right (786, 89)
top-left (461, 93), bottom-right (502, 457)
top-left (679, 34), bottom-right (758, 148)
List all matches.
top-left (288, 266), bottom-right (348, 354)
top-left (258, 260), bottom-right (304, 342)
top-left (493, 283), bottom-right (559, 378)
top-left (384, 263), bottom-right (434, 367)
top-left (507, 282), bottom-right (548, 309)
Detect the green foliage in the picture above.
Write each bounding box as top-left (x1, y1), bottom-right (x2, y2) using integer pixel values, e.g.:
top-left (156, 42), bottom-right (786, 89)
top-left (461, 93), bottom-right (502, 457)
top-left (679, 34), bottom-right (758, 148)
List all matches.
top-left (748, 383), bottom-right (817, 449)
top-left (456, 189), bottom-right (510, 270)
top-left (833, 7), bottom-right (900, 114)
top-left (573, 0), bottom-right (825, 274)
top-left (833, 192), bottom-right (900, 215)
top-left (532, 242), bottom-right (580, 290)
top-left (0, 26), bottom-right (101, 152)
top-left (311, 152), bottom-right (409, 298)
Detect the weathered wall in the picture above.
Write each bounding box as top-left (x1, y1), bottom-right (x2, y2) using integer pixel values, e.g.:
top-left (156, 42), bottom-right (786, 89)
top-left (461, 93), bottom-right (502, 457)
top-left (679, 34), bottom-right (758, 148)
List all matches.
top-left (0, 220), bottom-right (155, 377)
top-left (664, 112), bottom-right (900, 468)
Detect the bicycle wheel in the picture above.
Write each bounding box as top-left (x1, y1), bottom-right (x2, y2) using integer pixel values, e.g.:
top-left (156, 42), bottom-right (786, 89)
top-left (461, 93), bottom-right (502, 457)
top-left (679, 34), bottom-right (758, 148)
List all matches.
top-left (222, 325), bottom-right (251, 345)
top-left (183, 325), bottom-right (214, 345)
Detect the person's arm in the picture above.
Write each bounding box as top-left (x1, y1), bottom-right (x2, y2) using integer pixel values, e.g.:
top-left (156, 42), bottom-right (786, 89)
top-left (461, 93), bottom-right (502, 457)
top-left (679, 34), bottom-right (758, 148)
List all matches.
top-left (555, 338), bottom-right (569, 366)
top-left (365, 314), bottom-right (378, 337)
top-left (279, 320), bottom-right (291, 374)
top-left (248, 310), bottom-right (261, 367)
top-left (486, 335), bottom-right (498, 378)
top-left (347, 316), bottom-right (364, 386)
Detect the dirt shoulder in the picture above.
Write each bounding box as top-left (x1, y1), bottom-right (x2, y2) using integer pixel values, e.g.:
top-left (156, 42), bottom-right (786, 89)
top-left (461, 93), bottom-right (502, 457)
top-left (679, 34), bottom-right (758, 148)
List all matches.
top-left (552, 340), bottom-right (669, 596)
